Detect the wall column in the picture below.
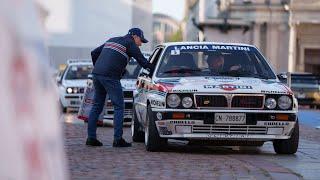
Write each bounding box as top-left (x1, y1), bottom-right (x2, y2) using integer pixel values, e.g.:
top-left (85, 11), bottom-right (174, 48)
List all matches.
top-left (288, 23), bottom-right (297, 72)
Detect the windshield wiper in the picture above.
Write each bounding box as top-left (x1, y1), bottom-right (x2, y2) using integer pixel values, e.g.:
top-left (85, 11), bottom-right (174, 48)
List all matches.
top-left (218, 70), bottom-right (252, 77)
top-left (218, 70), bottom-right (271, 79)
top-left (162, 68), bottom-right (202, 74)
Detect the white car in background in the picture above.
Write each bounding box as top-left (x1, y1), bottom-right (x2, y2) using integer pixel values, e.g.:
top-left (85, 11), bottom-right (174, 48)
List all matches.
top-left (103, 52), bottom-right (151, 125)
top-left (57, 59), bottom-right (93, 112)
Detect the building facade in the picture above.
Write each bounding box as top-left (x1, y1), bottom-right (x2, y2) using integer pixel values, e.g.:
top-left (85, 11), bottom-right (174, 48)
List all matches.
top-left (184, 0), bottom-right (320, 74)
top-left (41, 0), bottom-right (153, 68)
top-left (153, 13), bottom-right (181, 48)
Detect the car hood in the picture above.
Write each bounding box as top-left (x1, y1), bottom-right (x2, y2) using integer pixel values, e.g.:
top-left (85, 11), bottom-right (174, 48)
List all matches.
top-left (121, 79), bottom-right (136, 90)
top-left (62, 80), bottom-right (87, 87)
top-left (155, 76), bottom-right (292, 95)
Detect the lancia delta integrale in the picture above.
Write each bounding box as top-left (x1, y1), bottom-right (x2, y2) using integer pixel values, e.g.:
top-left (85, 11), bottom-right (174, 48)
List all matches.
top-left (57, 59), bottom-right (93, 112)
top-left (132, 42), bottom-right (299, 154)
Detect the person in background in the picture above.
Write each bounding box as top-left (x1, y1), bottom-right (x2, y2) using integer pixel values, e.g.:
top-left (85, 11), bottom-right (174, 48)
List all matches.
top-left (87, 28), bottom-right (153, 147)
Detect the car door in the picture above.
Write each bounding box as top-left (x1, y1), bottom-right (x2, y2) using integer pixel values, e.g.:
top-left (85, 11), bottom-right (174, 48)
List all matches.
top-left (134, 47), bottom-right (163, 126)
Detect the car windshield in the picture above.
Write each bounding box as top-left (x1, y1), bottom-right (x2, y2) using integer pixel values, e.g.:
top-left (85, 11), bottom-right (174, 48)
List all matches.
top-left (122, 58), bottom-right (142, 79)
top-left (156, 44), bottom-right (276, 79)
top-left (65, 65), bottom-right (93, 80)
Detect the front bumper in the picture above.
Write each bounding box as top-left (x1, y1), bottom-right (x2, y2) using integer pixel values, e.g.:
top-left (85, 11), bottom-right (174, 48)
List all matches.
top-left (152, 108), bottom-right (297, 141)
top-left (103, 99), bottom-right (133, 122)
top-left (61, 94), bottom-right (84, 108)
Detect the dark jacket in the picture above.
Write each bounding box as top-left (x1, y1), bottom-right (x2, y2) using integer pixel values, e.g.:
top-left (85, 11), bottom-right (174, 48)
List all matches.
top-left (91, 34), bottom-right (153, 79)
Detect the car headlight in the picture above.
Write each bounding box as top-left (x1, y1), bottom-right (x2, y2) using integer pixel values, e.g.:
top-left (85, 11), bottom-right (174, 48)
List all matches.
top-left (66, 87), bottom-right (73, 94)
top-left (167, 94), bottom-right (181, 108)
top-left (73, 87), bottom-right (78, 93)
top-left (265, 98), bottom-right (277, 109)
top-left (182, 96), bottom-right (193, 108)
top-left (278, 96), bottom-right (292, 110)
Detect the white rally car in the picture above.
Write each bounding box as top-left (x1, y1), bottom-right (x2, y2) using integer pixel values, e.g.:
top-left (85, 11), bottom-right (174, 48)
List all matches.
top-left (103, 52), bottom-right (151, 125)
top-left (132, 42), bottom-right (299, 154)
top-left (57, 60), bottom-right (93, 112)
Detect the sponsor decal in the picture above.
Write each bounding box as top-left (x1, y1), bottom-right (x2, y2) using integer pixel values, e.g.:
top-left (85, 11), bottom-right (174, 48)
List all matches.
top-left (169, 120), bottom-right (196, 125)
top-left (172, 89), bottom-right (198, 93)
top-left (206, 134), bottom-right (250, 138)
top-left (204, 84), bottom-right (252, 91)
top-left (172, 45), bottom-right (251, 51)
top-left (261, 90), bottom-right (288, 94)
top-left (150, 99), bottom-right (165, 107)
top-left (263, 122), bottom-right (289, 126)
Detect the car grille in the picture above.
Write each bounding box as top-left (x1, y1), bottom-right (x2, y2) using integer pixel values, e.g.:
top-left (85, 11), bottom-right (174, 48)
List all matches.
top-left (195, 94), bottom-right (264, 109)
top-left (192, 125), bottom-right (267, 135)
top-left (231, 95), bottom-right (264, 109)
top-left (105, 109), bottom-right (132, 116)
top-left (195, 95), bottom-right (227, 108)
top-left (123, 91), bottom-right (133, 99)
top-left (79, 87), bottom-right (85, 93)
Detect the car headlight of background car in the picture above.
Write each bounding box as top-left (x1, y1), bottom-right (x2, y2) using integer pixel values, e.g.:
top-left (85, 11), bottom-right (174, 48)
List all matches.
top-left (278, 95), bottom-right (292, 110)
top-left (66, 87), bottom-right (84, 94)
top-left (166, 94), bottom-right (194, 108)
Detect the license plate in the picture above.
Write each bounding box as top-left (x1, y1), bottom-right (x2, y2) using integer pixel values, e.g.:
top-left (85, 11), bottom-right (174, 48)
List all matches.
top-left (214, 113), bottom-right (246, 124)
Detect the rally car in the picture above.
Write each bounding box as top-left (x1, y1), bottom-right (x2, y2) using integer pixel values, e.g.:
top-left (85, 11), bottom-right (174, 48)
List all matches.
top-left (132, 42), bottom-right (299, 154)
top-left (57, 59), bottom-right (93, 112)
top-left (103, 52), bottom-right (151, 125)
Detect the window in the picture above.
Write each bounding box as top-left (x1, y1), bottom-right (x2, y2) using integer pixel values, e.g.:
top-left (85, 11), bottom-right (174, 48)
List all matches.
top-left (156, 45), bottom-right (276, 79)
top-left (65, 65), bottom-right (93, 80)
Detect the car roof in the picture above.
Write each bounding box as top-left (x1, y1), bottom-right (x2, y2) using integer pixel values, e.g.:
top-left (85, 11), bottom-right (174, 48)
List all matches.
top-left (161, 41), bottom-right (256, 47)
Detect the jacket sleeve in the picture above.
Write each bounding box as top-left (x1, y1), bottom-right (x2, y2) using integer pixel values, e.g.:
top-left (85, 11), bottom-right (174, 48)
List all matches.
top-left (91, 44), bottom-right (104, 66)
top-left (127, 41), bottom-right (153, 71)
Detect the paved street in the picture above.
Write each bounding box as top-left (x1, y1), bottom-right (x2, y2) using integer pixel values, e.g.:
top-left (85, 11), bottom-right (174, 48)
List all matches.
top-left (62, 109), bottom-right (320, 180)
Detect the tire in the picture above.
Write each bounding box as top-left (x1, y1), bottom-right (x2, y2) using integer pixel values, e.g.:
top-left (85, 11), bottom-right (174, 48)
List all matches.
top-left (131, 105), bottom-right (144, 142)
top-left (60, 101), bottom-right (67, 113)
top-left (145, 105), bottom-right (167, 151)
top-left (273, 120), bottom-right (299, 154)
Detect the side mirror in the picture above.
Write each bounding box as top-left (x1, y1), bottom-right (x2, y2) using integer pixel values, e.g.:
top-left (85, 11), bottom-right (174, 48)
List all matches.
top-left (56, 76), bottom-right (62, 85)
top-left (140, 68), bottom-right (151, 77)
top-left (277, 72), bottom-right (291, 87)
top-left (277, 73), bottom-right (287, 80)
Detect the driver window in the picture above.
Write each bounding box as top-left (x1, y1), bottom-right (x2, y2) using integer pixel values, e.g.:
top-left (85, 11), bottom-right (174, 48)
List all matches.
top-left (149, 48), bottom-right (163, 76)
top-left (138, 48), bottom-right (163, 78)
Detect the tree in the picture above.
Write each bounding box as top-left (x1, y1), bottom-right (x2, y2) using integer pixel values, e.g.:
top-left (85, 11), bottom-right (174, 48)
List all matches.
top-left (167, 27), bottom-right (183, 42)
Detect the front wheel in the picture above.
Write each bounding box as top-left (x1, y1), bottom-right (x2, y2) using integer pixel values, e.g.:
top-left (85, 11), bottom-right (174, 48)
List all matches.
top-left (273, 120), bottom-right (299, 154)
top-left (145, 105), bottom-right (167, 151)
top-left (60, 101), bottom-right (67, 113)
top-left (131, 105), bottom-right (144, 142)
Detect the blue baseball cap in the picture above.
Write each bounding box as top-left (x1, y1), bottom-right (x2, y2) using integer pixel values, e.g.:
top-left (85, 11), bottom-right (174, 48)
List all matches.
top-left (128, 28), bottom-right (148, 43)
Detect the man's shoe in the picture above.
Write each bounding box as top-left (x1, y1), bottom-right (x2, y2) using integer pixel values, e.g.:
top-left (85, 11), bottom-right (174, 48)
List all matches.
top-left (86, 138), bottom-right (103, 146)
top-left (113, 138), bottom-right (132, 147)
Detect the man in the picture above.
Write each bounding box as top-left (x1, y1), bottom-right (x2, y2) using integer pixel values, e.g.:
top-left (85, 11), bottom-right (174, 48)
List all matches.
top-left (206, 53), bottom-right (241, 74)
top-left (86, 28), bottom-right (153, 147)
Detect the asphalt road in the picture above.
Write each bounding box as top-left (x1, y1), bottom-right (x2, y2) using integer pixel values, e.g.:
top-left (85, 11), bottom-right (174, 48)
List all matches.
top-left (298, 108), bottom-right (320, 129)
top-left (62, 109), bottom-right (320, 179)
